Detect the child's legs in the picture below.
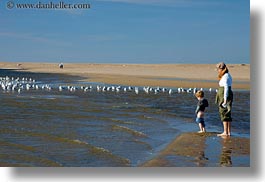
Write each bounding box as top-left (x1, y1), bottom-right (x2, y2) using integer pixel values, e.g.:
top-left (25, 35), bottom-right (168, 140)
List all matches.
top-left (198, 123), bottom-right (205, 132)
top-left (196, 118), bottom-right (206, 132)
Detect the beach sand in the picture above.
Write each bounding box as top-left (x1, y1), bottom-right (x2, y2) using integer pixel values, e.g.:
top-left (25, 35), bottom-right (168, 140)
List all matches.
top-left (0, 62), bottom-right (250, 89)
top-left (141, 132), bottom-right (250, 167)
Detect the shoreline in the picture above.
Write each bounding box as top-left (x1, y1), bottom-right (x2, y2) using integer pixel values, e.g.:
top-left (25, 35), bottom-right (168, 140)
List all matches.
top-left (0, 62), bottom-right (250, 89)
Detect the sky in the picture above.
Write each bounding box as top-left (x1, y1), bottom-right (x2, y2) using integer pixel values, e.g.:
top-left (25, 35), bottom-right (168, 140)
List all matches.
top-left (0, 0), bottom-right (249, 64)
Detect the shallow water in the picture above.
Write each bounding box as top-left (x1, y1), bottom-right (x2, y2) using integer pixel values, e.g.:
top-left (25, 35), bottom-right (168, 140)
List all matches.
top-left (0, 73), bottom-right (250, 167)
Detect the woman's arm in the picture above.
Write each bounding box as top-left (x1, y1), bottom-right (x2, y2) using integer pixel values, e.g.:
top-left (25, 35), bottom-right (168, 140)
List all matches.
top-left (223, 85), bottom-right (228, 104)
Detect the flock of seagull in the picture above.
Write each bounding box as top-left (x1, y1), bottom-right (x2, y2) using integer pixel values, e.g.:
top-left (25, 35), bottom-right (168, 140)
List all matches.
top-left (0, 76), bottom-right (216, 95)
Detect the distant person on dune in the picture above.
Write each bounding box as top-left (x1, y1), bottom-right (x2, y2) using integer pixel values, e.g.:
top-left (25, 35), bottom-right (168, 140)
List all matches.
top-left (59, 63), bottom-right (64, 69)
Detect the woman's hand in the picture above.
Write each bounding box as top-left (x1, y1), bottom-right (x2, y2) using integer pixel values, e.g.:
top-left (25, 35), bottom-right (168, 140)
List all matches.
top-left (222, 100), bottom-right (227, 108)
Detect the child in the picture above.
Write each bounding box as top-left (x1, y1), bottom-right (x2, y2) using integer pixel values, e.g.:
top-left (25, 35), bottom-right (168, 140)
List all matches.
top-left (195, 90), bottom-right (209, 133)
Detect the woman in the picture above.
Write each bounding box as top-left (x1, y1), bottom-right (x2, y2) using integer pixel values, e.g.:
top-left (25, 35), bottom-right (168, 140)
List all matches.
top-left (215, 62), bottom-right (233, 137)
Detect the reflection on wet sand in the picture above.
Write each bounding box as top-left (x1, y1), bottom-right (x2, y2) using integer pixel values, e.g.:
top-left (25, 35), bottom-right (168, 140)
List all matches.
top-left (195, 151), bottom-right (209, 167)
top-left (141, 132), bottom-right (250, 167)
top-left (220, 136), bottom-right (233, 167)
top-left (141, 132), bottom-right (211, 167)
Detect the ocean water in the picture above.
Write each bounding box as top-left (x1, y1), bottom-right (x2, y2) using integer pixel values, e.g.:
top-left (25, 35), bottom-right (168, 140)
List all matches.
top-left (0, 71), bottom-right (250, 167)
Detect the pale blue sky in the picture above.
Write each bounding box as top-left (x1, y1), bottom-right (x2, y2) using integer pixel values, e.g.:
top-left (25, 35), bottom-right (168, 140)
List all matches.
top-left (0, 0), bottom-right (249, 64)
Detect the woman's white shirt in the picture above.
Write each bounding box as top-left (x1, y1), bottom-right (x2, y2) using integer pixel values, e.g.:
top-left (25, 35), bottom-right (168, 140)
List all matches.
top-left (219, 73), bottom-right (232, 101)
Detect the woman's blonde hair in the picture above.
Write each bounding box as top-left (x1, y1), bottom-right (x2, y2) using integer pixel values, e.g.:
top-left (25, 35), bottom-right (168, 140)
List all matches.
top-left (218, 66), bottom-right (229, 80)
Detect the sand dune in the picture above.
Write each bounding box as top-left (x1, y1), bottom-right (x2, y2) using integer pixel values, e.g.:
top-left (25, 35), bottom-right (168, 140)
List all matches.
top-left (0, 62), bottom-right (250, 89)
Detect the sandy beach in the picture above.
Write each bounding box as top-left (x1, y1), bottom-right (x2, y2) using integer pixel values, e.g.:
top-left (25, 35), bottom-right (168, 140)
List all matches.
top-left (0, 62), bottom-right (250, 89)
top-left (141, 132), bottom-right (250, 167)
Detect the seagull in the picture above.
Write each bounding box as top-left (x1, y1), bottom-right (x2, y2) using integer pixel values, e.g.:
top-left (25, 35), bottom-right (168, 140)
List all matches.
top-left (134, 87), bottom-right (139, 94)
top-left (162, 88), bottom-right (167, 93)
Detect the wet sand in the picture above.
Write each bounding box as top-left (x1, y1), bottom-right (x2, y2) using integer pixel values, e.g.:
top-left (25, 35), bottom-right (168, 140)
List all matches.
top-left (0, 62), bottom-right (250, 89)
top-left (141, 132), bottom-right (250, 167)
